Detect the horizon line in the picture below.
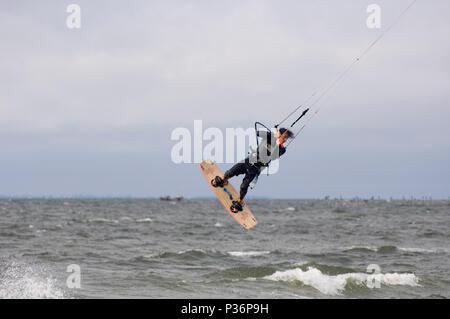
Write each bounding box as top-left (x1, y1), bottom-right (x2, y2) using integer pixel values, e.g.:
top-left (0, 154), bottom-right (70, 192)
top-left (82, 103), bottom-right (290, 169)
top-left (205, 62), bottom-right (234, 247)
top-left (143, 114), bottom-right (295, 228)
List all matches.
top-left (0, 195), bottom-right (447, 201)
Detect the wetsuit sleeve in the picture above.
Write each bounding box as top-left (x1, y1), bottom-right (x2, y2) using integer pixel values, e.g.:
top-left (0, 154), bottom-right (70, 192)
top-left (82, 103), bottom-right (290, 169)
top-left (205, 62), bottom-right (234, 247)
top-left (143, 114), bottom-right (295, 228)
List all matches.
top-left (269, 145), bottom-right (286, 161)
top-left (279, 146), bottom-right (286, 156)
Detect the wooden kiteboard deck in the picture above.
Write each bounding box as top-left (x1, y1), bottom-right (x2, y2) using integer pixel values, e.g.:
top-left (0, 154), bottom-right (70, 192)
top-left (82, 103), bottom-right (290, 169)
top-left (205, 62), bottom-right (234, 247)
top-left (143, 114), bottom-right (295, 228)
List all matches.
top-left (200, 159), bottom-right (258, 230)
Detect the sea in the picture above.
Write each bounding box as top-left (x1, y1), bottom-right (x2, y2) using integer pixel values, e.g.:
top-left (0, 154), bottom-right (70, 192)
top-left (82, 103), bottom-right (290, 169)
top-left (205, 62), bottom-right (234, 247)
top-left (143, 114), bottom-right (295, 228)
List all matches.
top-left (0, 198), bottom-right (448, 299)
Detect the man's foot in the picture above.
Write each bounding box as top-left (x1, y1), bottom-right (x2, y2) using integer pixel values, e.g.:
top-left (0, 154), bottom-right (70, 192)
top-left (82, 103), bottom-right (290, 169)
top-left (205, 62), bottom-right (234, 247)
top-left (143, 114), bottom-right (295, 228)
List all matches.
top-left (230, 200), bottom-right (243, 213)
top-left (211, 176), bottom-right (228, 188)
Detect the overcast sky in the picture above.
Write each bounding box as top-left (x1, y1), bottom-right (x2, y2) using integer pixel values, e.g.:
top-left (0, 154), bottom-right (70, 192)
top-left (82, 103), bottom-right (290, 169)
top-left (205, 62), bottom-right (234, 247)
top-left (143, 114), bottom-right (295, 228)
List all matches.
top-left (1, 0), bottom-right (449, 198)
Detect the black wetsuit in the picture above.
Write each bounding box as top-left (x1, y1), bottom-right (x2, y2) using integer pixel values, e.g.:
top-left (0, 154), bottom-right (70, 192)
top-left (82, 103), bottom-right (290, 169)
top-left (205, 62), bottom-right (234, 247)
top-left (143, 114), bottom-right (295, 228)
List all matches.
top-left (224, 131), bottom-right (286, 200)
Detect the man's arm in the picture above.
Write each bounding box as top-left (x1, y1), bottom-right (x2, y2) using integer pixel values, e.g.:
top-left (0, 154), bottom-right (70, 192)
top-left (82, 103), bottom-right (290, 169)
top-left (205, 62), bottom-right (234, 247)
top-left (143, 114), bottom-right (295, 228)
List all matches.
top-left (269, 145), bottom-right (286, 161)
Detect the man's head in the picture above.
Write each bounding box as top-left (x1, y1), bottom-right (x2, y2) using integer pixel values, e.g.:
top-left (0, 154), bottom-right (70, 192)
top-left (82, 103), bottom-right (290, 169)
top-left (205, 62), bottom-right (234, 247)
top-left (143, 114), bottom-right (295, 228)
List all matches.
top-left (277, 128), bottom-right (294, 144)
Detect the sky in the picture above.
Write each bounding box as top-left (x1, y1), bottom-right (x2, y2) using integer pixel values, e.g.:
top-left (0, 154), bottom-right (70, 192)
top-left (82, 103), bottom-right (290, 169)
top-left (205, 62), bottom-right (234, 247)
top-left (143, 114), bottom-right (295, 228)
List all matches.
top-left (1, 0), bottom-right (449, 199)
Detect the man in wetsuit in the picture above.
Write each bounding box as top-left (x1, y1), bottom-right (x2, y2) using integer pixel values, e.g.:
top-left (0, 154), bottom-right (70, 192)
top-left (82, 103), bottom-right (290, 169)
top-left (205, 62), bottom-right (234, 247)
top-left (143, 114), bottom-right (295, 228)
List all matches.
top-left (211, 128), bottom-right (294, 213)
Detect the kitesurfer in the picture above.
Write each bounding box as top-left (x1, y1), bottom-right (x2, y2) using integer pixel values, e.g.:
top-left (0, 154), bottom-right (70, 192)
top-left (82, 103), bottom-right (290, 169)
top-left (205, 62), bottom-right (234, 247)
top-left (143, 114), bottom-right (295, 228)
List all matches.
top-left (211, 128), bottom-right (293, 213)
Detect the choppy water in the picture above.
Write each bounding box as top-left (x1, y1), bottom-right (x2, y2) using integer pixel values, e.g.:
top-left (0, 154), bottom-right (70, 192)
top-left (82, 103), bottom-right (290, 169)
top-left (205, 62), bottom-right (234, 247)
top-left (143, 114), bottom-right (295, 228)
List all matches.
top-left (0, 198), bottom-right (449, 299)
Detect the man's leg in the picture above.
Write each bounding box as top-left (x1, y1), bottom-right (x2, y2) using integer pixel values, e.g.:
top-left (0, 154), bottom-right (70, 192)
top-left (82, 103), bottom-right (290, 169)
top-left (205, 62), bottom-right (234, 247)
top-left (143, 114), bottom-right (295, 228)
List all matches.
top-left (230, 169), bottom-right (258, 213)
top-left (239, 171), bottom-right (258, 202)
top-left (224, 162), bottom-right (247, 180)
top-left (212, 162), bottom-right (246, 187)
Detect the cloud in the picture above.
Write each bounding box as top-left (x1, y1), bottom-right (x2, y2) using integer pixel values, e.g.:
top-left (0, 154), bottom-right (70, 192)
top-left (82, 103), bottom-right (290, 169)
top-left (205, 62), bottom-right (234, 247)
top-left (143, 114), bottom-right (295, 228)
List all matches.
top-left (0, 0), bottom-right (449, 197)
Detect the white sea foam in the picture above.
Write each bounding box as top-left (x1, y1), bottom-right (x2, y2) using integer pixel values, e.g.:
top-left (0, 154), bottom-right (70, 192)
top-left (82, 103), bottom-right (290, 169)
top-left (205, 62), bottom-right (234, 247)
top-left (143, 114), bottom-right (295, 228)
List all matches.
top-left (342, 245), bottom-right (443, 254)
top-left (87, 218), bottom-right (119, 224)
top-left (177, 248), bottom-right (207, 255)
top-left (228, 251), bottom-right (271, 257)
top-left (136, 218), bottom-right (152, 223)
top-left (147, 248), bottom-right (209, 258)
top-left (398, 247), bottom-right (438, 254)
top-left (0, 261), bottom-right (66, 299)
top-left (277, 207), bottom-right (296, 212)
top-left (264, 267), bottom-right (420, 296)
top-left (341, 245), bottom-right (378, 252)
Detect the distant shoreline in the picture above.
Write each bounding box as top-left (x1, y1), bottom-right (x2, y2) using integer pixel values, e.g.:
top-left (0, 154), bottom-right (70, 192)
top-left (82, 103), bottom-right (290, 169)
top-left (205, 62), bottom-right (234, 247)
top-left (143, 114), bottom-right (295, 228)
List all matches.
top-left (0, 196), bottom-right (447, 201)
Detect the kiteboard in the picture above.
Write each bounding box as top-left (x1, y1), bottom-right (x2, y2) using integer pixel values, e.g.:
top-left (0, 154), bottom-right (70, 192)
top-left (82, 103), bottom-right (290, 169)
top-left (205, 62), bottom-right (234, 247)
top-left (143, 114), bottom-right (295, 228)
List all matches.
top-left (200, 159), bottom-right (258, 230)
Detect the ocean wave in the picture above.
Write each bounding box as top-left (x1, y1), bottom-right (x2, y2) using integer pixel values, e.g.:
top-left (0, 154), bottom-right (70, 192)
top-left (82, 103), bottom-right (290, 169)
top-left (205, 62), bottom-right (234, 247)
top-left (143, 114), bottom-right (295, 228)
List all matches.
top-left (86, 217), bottom-right (153, 224)
top-left (342, 245), bottom-right (444, 254)
top-left (264, 266), bottom-right (420, 296)
top-left (275, 207), bottom-right (296, 213)
top-left (300, 262), bottom-right (357, 275)
top-left (398, 247), bottom-right (442, 254)
top-left (0, 261), bottom-right (66, 299)
top-left (341, 246), bottom-right (378, 252)
top-left (140, 249), bottom-right (274, 261)
top-left (144, 249), bottom-right (217, 259)
top-left (341, 245), bottom-right (398, 253)
top-left (209, 266), bottom-right (277, 280)
top-left (227, 251), bottom-right (271, 257)
top-left (136, 218), bottom-right (153, 223)
top-left (87, 218), bottom-right (119, 224)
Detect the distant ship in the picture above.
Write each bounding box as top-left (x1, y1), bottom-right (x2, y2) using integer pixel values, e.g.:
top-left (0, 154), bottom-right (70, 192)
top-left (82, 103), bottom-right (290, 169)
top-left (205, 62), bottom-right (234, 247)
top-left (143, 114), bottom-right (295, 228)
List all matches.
top-left (159, 196), bottom-right (183, 201)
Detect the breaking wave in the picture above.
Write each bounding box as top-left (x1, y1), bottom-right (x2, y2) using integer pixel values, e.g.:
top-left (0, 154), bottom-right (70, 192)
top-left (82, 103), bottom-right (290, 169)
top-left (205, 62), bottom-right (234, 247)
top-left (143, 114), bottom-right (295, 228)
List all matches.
top-left (0, 260), bottom-right (67, 299)
top-left (227, 251), bottom-right (271, 257)
top-left (140, 249), bottom-right (273, 260)
top-left (264, 266), bottom-right (420, 296)
top-left (341, 245), bottom-right (446, 254)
